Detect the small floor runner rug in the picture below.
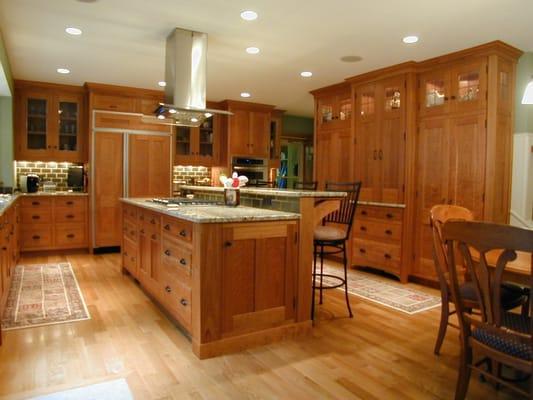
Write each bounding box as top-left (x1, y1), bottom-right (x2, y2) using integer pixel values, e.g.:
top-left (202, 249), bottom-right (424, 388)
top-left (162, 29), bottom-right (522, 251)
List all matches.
top-left (30, 378), bottom-right (133, 400)
top-left (1, 262), bottom-right (90, 330)
top-left (319, 265), bottom-right (441, 314)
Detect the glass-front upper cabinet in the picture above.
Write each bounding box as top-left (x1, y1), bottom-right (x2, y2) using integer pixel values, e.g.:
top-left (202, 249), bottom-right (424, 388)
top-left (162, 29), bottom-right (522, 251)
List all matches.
top-left (451, 60), bottom-right (487, 113)
top-left (175, 126), bottom-right (192, 158)
top-left (419, 69), bottom-right (451, 117)
top-left (16, 85), bottom-right (85, 162)
top-left (384, 86), bottom-right (402, 113)
top-left (316, 87), bottom-right (352, 129)
top-left (198, 117), bottom-right (214, 158)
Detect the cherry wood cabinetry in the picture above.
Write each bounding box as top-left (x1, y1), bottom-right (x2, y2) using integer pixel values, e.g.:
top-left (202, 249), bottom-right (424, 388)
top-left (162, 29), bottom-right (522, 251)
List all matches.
top-left (312, 41), bottom-right (521, 284)
top-left (316, 85), bottom-right (352, 130)
top-left (14, 81), bottom-right (86, 162)
top-left (315, 129), bottom-right (353, 188)
top-left (17, 195), bottom-right (88, 251)
top-left (120, 202), bottom-right (305, 358)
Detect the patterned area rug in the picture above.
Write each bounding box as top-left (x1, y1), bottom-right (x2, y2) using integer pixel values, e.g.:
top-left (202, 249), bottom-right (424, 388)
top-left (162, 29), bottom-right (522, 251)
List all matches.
top-left (1, 262), bottom-right (90, 330)
top-left (31, 378), bottom-right (133, 400)
top-left (319, 265), bottom-right (441, 314)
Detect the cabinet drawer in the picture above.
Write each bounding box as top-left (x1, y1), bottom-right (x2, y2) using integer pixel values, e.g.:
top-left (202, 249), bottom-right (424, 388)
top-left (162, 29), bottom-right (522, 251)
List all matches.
top-left (21, 208), bottom-right (52, 224)
top-left (357, 206), bottom-right (403, 222)
top-left (54, 197), bottom-right (86, 209)
top-left (354, 219), bottom-right (402, 242)
top-left (139, 210), bottom-right (161, 233)
top-left (21, 226), bottom-right (53, 250)
top-left (162, 216), bottom-right (193, 243)
top-left (352, 238), bottom-right (401, 272)
top-left (123, 219), bottom-right (138, 242)
top-left (54, 224), bottom-right (87, 247)
top-left (160, 275), bottom-right (192, 330)
top-left (20, 197), bottom-right (53, 208)
top-left (92, 94), bottom-right (135, 112)
top-left (54, 207), bottom-right (86, 223)
top-left (94, 111), bottom-right (169, 132)
top-left (123, 205), bottom-right (138, 222)
top-left (161, 238), bottom-right (192, 283)
top-left (122, 237), bottom-right (138, 276)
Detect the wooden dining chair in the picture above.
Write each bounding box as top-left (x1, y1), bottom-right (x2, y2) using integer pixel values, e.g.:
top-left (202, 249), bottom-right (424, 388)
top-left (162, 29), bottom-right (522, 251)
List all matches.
top-left (293, 181), bottom-right (318, 190)
top-left (430, 205), bottom-right (528, 355)
top-left (442, 221), bottom-right (532, 400)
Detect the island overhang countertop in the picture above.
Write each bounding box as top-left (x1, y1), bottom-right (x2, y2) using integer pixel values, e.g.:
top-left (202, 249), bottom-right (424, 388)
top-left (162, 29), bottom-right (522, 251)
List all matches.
top-left (179, 185), bottom-right (346, 198)
top-left (120, 198), bottom-right (300, 223)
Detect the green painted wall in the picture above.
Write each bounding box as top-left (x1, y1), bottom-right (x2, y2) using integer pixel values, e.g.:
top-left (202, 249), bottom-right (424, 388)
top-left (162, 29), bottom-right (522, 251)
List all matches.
top-left (0, 29), bottom-right (14, 188)
top-left (515, 52), bottom-right (533, 133)
top-left (282, 115), bottom-right (314, 137)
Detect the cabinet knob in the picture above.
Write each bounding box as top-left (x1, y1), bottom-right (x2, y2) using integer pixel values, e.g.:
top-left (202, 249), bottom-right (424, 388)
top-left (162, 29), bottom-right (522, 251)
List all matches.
top-left (180, 298), bottom-right (188, 306)
top-left (165, 286), bottom-right (172, 293)
top-left (385, 229), bottom-right (392, 235)
top-left (179, 230), bottom-right (187, 237)
top-left (359, 248), bottom-right (366, 254)
top-left (66, 214), bottom-right (74, 219)
top-left (386, 213), bottom-right (394, 219)
top-left (32, 235), bottom-right (41, 240)
top-left (360, 226), bottom-right (367, 232)
top-left (66, 234), bottom-right (75, 239)
top-left (164, 249), bottom-right (171, 256)
top-left (373, 150), bottom-right (377, 160)
top-left (66, 201), bottom-right (74, 205)
top-left (32, 215), bottom-right (40, 220)
top-left (179, 258), bottom-right (187, 265)
top-left (361, 210), bottom-right (368, 216)
top-left (224, 241), bottom-right (232, 247)
top-left (1, 247), bottom-right (6, 251)
top-left (31, 201), bottom-right (40, 206)
top-left (150, 218), bottom-right (156, 224)
top-left (444, 96), bottom-right (449, 101)
top-left (164, 224), bottom-right (170, 230)
top-left (378, 150), bottom-right (383, 160)
top-left (384, 253), bottom-right (392, 259)
top-left (451, 95), bottom-right (456, 100)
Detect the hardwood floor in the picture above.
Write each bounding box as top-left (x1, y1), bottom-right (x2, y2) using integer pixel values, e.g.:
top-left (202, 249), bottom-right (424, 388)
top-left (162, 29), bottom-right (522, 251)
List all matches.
top-left (0, 252), bottom-right (520, 400)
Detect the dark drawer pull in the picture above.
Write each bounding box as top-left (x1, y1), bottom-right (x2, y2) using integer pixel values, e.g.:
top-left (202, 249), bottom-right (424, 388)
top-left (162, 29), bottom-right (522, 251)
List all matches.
top-left (1, 246), bottom-right (6, 251)
top-left (361, 210), bottom-right (368, 216)
top-left (151, 234), bottom-right (157, 240)
top-left (359, 248), bottom-right (366, 254)
top-left (66, 201), bottom-right (74, 205)
top-left (224, 241), bottom-right (232, 247)
top-left (385, 229), bottom-right (392, 235)
top-left (165, 286), bottom-right (171, 293)
top-left (179, 258), bottom-right (187, 265)
top-left (164, 249), bottom-right (171, 256)
top-left (32, 235), bottom-right (41, 240)
top-left (386, 213), bottom-right (394, 219)
top-left (66, 234), bottom-right (75, 238)
top-left (360, 226), bottom-right (367, 232)
top-left (179, 230), bottom-right (187, 237)
top-left (139, 229), bottom-right (144, 234)
top-left (32, 215), bottom-right (40, 220)
top-left (123, 251), bottom-right (128, 257)
top-left (384, 253), bottom-right (392, 259)
top-left (150, 218), bottom-right (156, 224)
top-left (31, 201), bottom-right (40, 206)
top-left (180, 298), bottom-right (188, 306)
top-left (164, 224), bottom-right (170, 231)
top-left (66, 214), bottom-right (75, 219)
top-left (130, 256), bottom-right (135, 262)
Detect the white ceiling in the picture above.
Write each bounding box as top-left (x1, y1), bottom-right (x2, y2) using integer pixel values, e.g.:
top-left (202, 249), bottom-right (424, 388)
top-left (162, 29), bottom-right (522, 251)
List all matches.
top-left (0, 0), bottom-right (532, 116)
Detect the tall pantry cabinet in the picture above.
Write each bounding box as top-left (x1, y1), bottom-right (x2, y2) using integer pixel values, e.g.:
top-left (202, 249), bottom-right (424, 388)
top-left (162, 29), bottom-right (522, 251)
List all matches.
top-left (311, 41), bottom-right (521, 284)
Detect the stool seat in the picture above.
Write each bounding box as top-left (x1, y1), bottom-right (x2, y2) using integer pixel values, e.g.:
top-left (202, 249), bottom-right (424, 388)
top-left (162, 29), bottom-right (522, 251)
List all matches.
top-left (314, 225), bottom-right (346, 241)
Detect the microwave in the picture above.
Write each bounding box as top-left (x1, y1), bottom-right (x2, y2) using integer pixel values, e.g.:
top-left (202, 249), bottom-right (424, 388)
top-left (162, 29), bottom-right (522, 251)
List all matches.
top-left (231, 157), bottom-right (268, 181)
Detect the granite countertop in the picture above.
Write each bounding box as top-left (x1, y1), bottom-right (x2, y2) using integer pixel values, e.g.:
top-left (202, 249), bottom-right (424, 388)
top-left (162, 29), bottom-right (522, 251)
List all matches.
top-left (0, 195), bottom-right (18, 217)
top-left (358, 201), bottom-right (406, 209)
top-left (17, 192), bottom-right (88, 197)
top-left (180, 185), bottom-right (346, 198)
top-left (121, 198), bottom-right (300, 224)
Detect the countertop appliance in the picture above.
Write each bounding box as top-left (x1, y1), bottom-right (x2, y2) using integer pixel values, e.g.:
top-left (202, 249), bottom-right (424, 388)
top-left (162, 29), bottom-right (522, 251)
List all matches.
top-left (26, 174), bottom-right (40, 193)
top-left (19, 175), bottom-right (28, 193)
top-left (67, 166), bottom-right (84, 191)
top-left (231, 157), bottom-right (268, 182)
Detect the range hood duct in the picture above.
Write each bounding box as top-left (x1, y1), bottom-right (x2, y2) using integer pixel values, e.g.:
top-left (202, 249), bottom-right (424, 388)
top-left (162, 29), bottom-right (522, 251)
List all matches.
top-left (153, 28), bottom-right (231, 127)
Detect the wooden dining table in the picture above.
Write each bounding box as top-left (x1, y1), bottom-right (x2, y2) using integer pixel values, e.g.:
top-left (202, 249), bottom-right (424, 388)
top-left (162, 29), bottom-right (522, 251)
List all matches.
top-left (484, 250), bottom-right (532, 286)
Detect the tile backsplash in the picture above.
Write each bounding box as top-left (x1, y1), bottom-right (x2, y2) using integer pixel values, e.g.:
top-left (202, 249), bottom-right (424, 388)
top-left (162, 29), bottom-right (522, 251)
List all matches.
top-left (173, 165), bottom-right (211, 185)
top-left (15, 161), bottom-right (83, 192)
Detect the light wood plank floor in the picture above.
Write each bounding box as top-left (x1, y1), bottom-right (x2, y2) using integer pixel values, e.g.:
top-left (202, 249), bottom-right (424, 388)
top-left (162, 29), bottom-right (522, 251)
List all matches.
top-left (0, 252), bottom-right (521, 400)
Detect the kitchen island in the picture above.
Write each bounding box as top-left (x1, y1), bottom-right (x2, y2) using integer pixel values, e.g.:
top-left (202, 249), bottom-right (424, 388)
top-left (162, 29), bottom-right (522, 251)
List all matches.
top-left (120, 198), bottom-right (308, 359)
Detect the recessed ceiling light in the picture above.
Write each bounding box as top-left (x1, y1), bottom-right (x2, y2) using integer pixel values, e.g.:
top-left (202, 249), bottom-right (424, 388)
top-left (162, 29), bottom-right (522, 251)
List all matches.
top-left (240, 10), bottom-right (258, 21)
top-left (402, 35), bottom-right (419, 44)
top-left (246, 47), bottom-right (260, 55)
top-left (300, 71), bottom-right (313, 78)
top-left (57, 68), bottom-right (70, 74)
top-left (158, 81), bottom-right (166, 87)
top-left (240, 92), bottom-right (251, 98)
top-left (65, 27), bottom-right (82, 36)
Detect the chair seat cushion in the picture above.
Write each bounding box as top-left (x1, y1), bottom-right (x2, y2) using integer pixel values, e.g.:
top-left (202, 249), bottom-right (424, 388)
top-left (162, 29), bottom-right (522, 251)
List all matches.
top-left (458, 282), bottom-right (527, 310)
top-left (314, 225), bottom-right (346, 241)
top-left (472, 325), bottom-right (532, 361)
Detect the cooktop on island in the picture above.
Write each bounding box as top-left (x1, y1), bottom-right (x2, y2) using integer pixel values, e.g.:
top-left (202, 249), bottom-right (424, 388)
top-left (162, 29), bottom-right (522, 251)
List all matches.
top-left (148, 197), bottom-right (224, 206)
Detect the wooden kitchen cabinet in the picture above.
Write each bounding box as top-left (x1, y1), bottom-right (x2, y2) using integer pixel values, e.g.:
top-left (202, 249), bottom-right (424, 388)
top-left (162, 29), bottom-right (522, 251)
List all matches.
top-left (315, 84), bottom-right (352, 130)
top-left (175, 114), bottom-right (218, 166)
top-left (315, 129), bottom-right (353, 189)
top-left (14, 81), bottom-right (86, 162)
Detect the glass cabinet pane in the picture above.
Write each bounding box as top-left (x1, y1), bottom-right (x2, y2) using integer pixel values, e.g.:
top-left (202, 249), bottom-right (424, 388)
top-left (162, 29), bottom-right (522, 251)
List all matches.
top-left (27, 98), bottom-right (47, 150)
top-left (385, 87), bottom-right (401, 111)
top-left (176, 126), bottom-right (192, 156)
top-left (199, 117), bottom-right (214, 157)
top-left (457, 71), bottom-right (479, 102)
top-left (58, 101), bottom-right (78, 151)
top-left (425, 80), bottom-right (446, 108)
top-left (320, 104), bottom-right (333, 123)
top-left (339, 100), bottom-right (352, 121)
top-left (360, 93), bottom-right (375, 116)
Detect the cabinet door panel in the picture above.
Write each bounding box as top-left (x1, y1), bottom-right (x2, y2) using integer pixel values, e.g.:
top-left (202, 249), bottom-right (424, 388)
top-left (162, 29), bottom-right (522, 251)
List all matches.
top-left (17, 92), bottom-right (52, 160)
top-left (55, 93), bottom-right (84, 162)
top-left (95, 132), bottom-right (123, 247)
top-left (255, 237), bottom-right (287, 311)
top-left (451, 60), bottom-right (487, 114)
top-left (413, 118), bottom-right (450, 278)
top-left (419, 69), bottom-right (451, 117)
top-left (329, 129), bottom-right (353, 184)
top-left (448, 113), bottom-right (486, 219)
top-left (229, 109), bottom-right (250, 156)
top-left (250, 111), bottom-right (270, 158)
top-left (354, 119), bottom-right (380, 201)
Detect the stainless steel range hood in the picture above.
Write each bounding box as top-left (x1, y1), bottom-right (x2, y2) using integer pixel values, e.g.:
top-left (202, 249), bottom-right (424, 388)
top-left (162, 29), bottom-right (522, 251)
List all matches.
top-left (153, 28), bottom-right (231, 127)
